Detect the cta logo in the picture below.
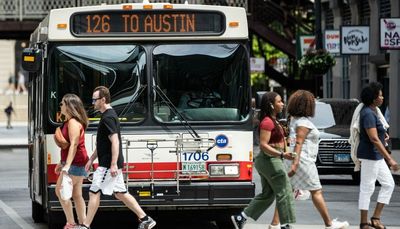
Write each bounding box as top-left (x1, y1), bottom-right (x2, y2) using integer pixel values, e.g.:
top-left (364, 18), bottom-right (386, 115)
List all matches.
top-left (215, 134), bottom-right (229, 148)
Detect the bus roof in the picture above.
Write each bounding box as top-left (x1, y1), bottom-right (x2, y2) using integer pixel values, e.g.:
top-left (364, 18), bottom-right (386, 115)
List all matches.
top-left (30, 3), bottom-right (248, 43)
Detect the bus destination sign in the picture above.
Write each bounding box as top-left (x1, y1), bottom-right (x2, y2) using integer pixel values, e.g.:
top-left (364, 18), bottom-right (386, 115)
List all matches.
top-left (71, 10), bottom-right (225, 36)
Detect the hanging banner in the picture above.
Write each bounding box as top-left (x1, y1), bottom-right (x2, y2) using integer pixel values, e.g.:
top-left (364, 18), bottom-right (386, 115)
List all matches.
top-left (324, 30), bottom-right (340, 54)
top-left (380, 18), bottom-right (400, 49)
top-left (341, 26), bottom-right (370, 54)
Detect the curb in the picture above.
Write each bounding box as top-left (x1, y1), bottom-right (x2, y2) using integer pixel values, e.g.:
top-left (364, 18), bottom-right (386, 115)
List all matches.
top-left (0, 144), bottom-right (28, 149)
top-left (244, 224), bottom-right (400, 229)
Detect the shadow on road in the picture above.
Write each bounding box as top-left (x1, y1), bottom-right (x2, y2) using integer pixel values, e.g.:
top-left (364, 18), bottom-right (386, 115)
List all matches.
top-left (320, 178), bottom-right (357, 186)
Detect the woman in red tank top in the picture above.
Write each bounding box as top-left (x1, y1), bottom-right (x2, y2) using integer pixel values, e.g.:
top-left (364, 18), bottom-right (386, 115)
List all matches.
top-left (54, 94), bottom-right (89, 229)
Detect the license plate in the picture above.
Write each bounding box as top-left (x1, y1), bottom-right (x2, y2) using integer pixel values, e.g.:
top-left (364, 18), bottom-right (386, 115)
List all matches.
top-left (182, 162), bottom-right (206, 173)
top-left (334, 153), bottom-right (350, 162)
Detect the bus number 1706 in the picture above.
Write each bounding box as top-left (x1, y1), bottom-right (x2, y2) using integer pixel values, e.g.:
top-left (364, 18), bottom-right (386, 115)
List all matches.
top-left (182, 151), bottom-right (209, 161)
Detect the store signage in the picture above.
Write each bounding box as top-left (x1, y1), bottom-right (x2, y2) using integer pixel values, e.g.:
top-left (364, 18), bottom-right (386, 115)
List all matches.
top-left (299, 35), bottom-right (315, 56)
top-left (250, 57), bottom-right (265, 73)
top-left (341, 26), bottom-right (370, 54)
top-left (380, 18), bottom-right (400, 49)
top-left (324, 30), bottom-right (340, 54)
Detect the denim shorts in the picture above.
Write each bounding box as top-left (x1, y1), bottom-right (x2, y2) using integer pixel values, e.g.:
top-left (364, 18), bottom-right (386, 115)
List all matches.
top-left (68, 165), bottom-right (87, 177)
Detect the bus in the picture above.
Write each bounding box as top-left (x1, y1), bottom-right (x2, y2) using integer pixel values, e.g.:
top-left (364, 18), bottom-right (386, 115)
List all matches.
top-left (22, 2), bottom-right (254, 228)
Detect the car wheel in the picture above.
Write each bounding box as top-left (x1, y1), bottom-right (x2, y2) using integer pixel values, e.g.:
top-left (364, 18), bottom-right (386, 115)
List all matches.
top-left (352, 171), bottom-right (360, 184)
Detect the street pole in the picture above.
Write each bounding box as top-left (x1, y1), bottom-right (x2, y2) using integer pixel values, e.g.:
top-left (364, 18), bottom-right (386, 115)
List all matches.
top-left (315, 0), bottom-right (323, 50)
top-left (314, 0), bottom-right (323, 97)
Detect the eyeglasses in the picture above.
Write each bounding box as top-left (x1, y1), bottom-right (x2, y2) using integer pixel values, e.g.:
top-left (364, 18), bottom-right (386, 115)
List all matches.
top-left (92, 97), bottom-right (102, 104)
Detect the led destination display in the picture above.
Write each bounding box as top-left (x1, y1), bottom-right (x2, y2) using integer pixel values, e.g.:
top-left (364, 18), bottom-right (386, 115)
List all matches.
top-left (71, 10), bottom-right (225, 36)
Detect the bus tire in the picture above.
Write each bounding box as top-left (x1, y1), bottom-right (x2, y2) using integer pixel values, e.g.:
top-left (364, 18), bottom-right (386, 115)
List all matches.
top-left (214, 210), bottom-right (240, 228)
top-left (47, 210), bottom-right (63, 229)
top-left (31, 201), bottom-right (44, 223)
top-left (215, 218), bottom-right (235, 228)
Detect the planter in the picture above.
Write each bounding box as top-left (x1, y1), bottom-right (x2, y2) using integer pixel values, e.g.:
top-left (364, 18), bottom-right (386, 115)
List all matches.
top-left (298, 49), bottom-right (336, 75)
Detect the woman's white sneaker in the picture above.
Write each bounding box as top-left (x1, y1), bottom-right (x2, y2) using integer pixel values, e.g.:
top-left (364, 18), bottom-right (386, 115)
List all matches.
top-left (268, 223), bottom-right (281, 229)
top-left (325, 219), bottom-right (349, 229)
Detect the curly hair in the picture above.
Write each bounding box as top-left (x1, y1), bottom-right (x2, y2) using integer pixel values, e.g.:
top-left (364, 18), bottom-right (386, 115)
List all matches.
top-left (287, 90), bottom-right (315, 118)
top-left (360, 82), bottom-right (383, 106)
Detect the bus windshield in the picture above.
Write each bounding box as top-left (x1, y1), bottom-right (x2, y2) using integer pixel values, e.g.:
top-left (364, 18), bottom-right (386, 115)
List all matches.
top-left (49, 44), bottom-right (147, 123)
top-left (153, 43), bottom-right (250, 122)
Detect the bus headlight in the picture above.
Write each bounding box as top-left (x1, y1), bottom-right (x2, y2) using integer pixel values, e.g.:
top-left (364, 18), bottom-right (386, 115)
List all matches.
top-left (209, 164), bottom-right (239, 177)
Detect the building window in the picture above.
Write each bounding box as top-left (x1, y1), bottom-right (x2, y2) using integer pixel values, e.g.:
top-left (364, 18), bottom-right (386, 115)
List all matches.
top-left (379, 0), bottom-right (391, 18)
top-left (360, 55), bottom-right (369, 88)
top-left (342, 56), bottom-right (350, 99)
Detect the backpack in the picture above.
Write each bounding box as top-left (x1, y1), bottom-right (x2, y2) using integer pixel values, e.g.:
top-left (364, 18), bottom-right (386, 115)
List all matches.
top-left (4, 106), bottom-right (12, 114)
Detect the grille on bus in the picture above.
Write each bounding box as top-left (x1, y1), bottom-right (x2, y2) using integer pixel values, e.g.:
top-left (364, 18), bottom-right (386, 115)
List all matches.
top-left (318, 139), bottom-right (352, 164)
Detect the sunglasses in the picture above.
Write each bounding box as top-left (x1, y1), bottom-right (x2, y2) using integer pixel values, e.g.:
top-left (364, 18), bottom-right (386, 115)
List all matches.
top-left (92, 97), bottom-right (102, 104)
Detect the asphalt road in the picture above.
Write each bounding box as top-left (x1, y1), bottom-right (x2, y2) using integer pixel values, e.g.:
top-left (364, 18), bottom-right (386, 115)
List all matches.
top-left (1, 148), bottom-right (399, 229)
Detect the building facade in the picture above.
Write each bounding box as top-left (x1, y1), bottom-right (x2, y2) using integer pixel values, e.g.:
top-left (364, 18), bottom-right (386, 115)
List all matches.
top-left (323, 0), bottom-right (400, 147)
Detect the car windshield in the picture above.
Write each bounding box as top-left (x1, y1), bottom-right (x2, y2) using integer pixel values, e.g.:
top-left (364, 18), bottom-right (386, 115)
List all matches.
top-left (48, 44), bottom-right (147, 123)
top-left (152, 43), bottom-right (250, 122)
top-left (310, 101), bottom-right (336, 129)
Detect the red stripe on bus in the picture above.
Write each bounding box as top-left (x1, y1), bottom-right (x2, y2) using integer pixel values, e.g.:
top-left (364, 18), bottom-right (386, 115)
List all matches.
top-left (47, 161), bottom-right (253, 184)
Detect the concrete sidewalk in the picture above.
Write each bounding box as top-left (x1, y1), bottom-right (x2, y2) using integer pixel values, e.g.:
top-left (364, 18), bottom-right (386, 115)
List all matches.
top-left (0, 122), bottom-right (28, 148)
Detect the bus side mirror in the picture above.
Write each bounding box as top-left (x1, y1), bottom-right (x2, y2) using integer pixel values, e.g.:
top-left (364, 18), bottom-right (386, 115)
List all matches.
top-left (255, 91), bottom-right (266, 109)
top-left (22, 48), bottom-right (42, 72)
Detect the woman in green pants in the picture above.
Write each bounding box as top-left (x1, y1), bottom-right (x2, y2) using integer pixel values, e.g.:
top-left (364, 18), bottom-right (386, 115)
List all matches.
top-left (231, 91), bottom-right (296, 229)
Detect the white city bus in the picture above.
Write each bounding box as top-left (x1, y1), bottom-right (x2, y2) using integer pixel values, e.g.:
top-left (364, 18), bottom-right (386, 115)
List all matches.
top-left (22, 2), bottom-right (254, 228)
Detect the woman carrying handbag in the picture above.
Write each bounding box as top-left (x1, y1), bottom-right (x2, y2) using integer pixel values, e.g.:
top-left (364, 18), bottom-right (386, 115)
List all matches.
top-left (54, 94), bottom-right (89, 229)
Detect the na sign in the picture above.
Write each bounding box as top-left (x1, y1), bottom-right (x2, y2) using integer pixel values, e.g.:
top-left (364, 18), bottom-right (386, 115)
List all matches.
top-left (380, 18), bottom-right (400, 49)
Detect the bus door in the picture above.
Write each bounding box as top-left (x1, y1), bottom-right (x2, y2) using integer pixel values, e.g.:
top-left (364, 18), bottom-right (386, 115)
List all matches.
top-left (24, 46), bottom-right (45, 206)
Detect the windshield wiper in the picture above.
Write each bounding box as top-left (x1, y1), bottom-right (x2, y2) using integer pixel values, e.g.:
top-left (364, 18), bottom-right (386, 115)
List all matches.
top-left (152, 85), bottom-right (200, 139)
top-left (119, 84), bottom-right (147, 117)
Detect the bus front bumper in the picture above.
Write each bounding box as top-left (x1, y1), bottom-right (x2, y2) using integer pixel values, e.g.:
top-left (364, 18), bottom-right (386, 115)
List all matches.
top-left (47, 181), bottom-right (255, 210)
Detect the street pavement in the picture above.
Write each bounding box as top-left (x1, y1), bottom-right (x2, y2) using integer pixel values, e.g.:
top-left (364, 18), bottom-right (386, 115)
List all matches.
top-left (1, 122), bottom-right (400, 229)
top-left (0, 122), bottom-right (28, 148)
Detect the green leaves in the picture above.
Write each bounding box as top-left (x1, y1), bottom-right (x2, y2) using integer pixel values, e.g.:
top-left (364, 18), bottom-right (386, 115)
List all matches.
top-left (298, 49), bottom-right (336, 75)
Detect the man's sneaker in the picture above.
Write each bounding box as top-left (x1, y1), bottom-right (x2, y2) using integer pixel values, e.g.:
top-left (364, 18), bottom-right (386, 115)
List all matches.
top-left (231, 213), bottom-right (247, 229)
top-left (281, 224), bottom-right (294, 229)
top-left (268, 223), bottom-right (281, 229)
top-left (74, 224), bottom-right (90, 229)
top-left (325, 219), bottom-right (349, 229)
top-left (138, 216), bottom-right (156, 229)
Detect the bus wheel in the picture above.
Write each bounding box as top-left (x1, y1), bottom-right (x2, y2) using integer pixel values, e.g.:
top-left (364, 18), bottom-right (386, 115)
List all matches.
top-left (31, 201), bottom-right (44, 223)
top-left (47, 210), bottom-right (63, 229)
top-left (215, 217), bottom-right (235, 228)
